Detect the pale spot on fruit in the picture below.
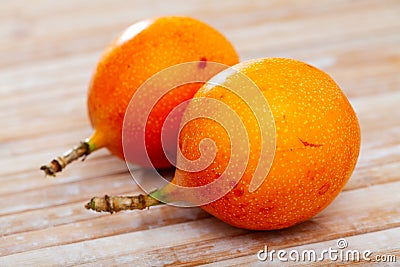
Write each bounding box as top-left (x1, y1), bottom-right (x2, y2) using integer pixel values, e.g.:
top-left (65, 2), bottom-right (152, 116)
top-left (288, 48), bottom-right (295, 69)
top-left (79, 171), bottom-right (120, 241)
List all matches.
top-left (117, 19), bottom-right (152, 45)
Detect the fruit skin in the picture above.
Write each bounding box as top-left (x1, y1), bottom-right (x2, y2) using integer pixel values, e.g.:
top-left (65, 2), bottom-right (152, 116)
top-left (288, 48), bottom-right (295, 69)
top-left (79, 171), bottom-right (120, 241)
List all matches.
top-left (87, 16), bottom-right (239, 168)
top-left (174, 58), bottom-right (361, 230)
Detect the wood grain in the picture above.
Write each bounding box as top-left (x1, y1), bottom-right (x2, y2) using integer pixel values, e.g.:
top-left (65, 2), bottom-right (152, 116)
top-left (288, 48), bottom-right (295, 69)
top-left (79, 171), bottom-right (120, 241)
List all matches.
top-left (1, 0), bottom-right (399, 266)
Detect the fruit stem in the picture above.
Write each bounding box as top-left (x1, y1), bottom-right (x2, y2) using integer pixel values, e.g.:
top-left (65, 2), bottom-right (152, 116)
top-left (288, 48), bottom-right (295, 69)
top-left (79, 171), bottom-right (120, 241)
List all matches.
top-left (84, 194), bottom-right (162, 213)
top-left (40, 131), bottom-right (104, 176)
top-left (40, 141), bottom-right (92, 176)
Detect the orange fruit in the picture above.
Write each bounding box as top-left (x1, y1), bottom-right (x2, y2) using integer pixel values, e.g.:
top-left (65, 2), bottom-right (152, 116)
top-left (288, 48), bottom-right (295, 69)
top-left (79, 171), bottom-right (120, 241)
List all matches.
top-left (172, 58), bottom-right (361, 230)
top-left (41, 16), bottom-right (239, 175)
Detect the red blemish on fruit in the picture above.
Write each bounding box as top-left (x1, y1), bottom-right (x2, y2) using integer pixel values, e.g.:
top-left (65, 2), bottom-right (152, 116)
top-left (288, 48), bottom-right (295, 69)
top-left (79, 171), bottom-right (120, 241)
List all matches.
top-left (318, 184), bottom-right (330, 195)
top-left (233, 188), bottom-right (244, 197)
top-left (198, 57), bottom-right (207, 69)
top-left (259, 206), bottom-right (274, 213)
top-left (307, 169), bottom-right (317, 181)
top-left (299, 138), bottom-right (323, 148)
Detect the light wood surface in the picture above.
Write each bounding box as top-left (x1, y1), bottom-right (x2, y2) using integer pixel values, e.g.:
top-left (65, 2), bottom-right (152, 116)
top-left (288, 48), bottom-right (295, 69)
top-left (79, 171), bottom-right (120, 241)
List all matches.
top-left (1, 0), bottom-right (399, 266)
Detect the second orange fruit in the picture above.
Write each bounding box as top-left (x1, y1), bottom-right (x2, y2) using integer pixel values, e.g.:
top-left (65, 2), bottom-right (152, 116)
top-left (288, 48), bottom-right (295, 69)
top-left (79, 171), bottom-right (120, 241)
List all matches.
top-left (42, 16), bottom-right (238, 175)
top-left (88, 16), bottom-right (239, 168)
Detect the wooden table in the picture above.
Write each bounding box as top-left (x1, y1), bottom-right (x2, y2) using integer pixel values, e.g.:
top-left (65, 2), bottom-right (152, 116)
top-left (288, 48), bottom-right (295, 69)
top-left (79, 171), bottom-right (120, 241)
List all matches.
top-left (1, 0), bottom-right (399, 266)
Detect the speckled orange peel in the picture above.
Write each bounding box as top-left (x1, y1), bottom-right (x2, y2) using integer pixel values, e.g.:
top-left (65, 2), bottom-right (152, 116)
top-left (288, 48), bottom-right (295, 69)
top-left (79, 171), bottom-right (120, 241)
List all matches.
top-left (86, 58), bottom-right (361, 231)
top-left (40, 16), bottom-right (239, 176)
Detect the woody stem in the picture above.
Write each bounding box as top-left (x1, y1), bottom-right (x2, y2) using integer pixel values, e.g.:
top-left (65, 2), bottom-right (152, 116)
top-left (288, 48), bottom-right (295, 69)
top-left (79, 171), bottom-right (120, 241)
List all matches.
top-left (84, 194), bottom-right (163, 213)
top-left (40, 141), bottom-right (91, 176)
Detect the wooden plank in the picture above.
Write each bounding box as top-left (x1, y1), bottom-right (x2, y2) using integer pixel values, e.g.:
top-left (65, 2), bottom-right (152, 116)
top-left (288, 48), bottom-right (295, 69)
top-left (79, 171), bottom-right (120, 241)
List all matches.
top-left (0, 172), bottom-right (136, 216)
top-left (0, 205), bottom-right (210, 256)
top-left (0, 154), bottom-right (127, 196)
top-left (1, 1), bottom-right (399, 68)
top-left (0, 218), bottom-right (246, 266)
top-left (1, 180), bottom-right (399, 266)
top-left (1, 41), bottom-right (398, 123)
top-left (2, 28), bottom-right (399, 103)
top-left (201, 227), bottom-right (400, 266)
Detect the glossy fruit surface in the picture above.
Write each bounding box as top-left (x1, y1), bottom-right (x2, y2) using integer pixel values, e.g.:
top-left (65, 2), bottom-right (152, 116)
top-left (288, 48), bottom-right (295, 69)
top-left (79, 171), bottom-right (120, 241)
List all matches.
top-left (87, 16), bottom-right (239, 168)
top-left (173, 58), bottom-right (361, 230)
